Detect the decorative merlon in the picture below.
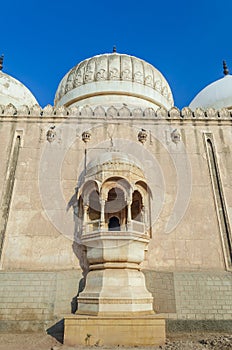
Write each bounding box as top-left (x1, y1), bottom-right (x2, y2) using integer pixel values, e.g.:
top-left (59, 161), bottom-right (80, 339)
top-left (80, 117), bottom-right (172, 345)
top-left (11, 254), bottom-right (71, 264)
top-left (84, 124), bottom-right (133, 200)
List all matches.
top-left (0, 103), bottom-right (232, 120)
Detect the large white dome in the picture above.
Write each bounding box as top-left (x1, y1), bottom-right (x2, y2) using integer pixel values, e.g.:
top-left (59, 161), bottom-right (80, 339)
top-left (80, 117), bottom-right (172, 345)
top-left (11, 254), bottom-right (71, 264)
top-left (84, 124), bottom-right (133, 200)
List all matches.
top-left (0, 70), bottom-right (38, 107)
top-left (189, 74), bottom-right (232, 110)
top-left (54, 53), bottom-right (174, 110)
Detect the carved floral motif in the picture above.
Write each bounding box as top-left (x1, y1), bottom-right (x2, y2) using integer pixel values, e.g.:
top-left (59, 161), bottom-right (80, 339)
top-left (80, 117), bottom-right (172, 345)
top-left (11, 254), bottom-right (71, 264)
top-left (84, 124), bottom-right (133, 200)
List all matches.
top-left (96, 69), bottom-right (107, 81)
top-left (65, 71), bottom-right (74, 92)
top-left (144, 75), bottom-right (153, 87)
top-left (155, 80), bottom-right (162, 92)
top-left (109, 68), bottom-right (120, 80)
top-left (134, 71), bottom-right (143, 83)
top-left (74, 70), bottom-right (83, 87)
top-left (122, 69), bottom-right (131, 81)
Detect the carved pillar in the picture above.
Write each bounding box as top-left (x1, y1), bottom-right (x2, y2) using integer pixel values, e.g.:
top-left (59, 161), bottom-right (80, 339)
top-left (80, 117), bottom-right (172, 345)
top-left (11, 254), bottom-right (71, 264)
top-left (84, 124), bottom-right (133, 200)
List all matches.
top-left (127, 200), bottom-right (132, 227)
top-left (141, 205), bottom-right (145, 223)
top-left (143, 206), bottom-right (149, 232)
top-left (126, 188), bottom-right (133, 229)
top-left (100, 199), bottom-right (105, 229)
top-left (83, 204), bottom-right (89, 234)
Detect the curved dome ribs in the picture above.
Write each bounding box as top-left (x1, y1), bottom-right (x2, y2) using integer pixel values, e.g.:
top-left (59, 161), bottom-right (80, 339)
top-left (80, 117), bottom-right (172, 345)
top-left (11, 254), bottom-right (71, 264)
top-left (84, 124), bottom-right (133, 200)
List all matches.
top-left (54, 53), bottom-right (174, 110)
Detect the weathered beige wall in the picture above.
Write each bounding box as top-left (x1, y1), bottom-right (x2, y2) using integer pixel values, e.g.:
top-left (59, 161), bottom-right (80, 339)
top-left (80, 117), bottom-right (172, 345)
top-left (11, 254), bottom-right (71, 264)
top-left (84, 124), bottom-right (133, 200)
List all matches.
top-left (0, 111), bottom-right (231, 272)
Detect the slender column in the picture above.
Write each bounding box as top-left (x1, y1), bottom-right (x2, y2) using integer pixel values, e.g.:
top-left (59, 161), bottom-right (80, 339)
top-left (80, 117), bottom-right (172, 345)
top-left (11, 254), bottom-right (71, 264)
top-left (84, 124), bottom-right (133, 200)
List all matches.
top-left (141, 205), bottom-right (145, 222)
top-left (83, 204), bottom-right (89, 234)
top-left (143, 206), bottom-right (149, 233)
top-left (127, 200), bottom-right (132, 230)
top-left (100, 199), bottom-right (105, 229)
top-left (127, 201), bottom-right (132, 222)
top-left (126, 188), bottom-right (133, 230)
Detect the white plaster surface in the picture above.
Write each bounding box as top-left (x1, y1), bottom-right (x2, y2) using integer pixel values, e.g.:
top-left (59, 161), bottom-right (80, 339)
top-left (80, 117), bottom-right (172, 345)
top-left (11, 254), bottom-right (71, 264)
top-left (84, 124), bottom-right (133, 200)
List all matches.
top-left (189, 75), bottom-right (232, 110)
top-left (0, 71), bottom-right (38, 107)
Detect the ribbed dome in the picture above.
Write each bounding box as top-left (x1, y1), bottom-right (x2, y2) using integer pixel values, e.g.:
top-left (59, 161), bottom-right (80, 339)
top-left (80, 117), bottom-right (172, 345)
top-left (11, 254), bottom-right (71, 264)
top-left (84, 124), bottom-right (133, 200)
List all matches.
top-left (0, 70), bottom-right (38, 107)
top-left (189, 75), bottom-right (232, 110)
top-left (54, 53), bottom-right (174, 110)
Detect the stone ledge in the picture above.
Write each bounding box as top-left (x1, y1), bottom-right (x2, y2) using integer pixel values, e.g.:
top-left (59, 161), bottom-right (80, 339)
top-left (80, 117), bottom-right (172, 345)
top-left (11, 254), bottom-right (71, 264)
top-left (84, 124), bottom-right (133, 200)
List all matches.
top-left (64, 314), bottom-right (165, 346)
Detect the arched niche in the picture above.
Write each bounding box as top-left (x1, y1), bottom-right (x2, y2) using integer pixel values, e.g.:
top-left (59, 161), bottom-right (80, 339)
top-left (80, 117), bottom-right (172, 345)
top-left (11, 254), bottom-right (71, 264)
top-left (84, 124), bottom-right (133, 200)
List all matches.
top-left (78, 179), bottom-right (101, 204)
top-left (108, 216), bottom-right (121, 231)
top-left (105, 187), bottom-right (127, 229)
top-left (88, 190), bottom-right (100, 220)
top-left (131, 190), bottom-right (143, 222)
top-left (101, 176), bottom-right (132, 201)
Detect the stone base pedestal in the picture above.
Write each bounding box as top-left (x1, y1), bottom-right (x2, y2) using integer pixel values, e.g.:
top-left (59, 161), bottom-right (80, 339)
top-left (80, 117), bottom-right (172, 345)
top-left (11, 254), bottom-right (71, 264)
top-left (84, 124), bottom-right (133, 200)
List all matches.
top-left (64, 315), bottom-right (165, 346)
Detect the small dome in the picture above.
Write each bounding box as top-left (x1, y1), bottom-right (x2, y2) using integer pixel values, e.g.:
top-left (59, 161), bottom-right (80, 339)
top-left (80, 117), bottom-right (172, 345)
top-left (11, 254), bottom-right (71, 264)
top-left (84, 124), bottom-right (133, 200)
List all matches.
top-left (0, 70), bottom-right (38, 107)
top-left (189, 75), bottom-right (232, 110)
top-left (87, 151), bottom-right (143, 173)
top-left (54, 53), bottom-right (174, 110)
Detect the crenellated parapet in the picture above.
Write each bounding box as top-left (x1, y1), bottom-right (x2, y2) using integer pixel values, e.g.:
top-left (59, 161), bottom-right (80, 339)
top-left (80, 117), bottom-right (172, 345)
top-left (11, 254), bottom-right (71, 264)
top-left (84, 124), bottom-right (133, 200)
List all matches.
top-left (0, 103), bottom-right (232, 120)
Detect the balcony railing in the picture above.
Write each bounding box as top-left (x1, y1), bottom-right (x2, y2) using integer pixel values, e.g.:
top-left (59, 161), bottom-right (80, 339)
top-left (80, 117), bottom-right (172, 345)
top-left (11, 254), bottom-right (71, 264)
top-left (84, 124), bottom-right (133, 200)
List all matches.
top-left (83, 219), bottom-right (146, 234)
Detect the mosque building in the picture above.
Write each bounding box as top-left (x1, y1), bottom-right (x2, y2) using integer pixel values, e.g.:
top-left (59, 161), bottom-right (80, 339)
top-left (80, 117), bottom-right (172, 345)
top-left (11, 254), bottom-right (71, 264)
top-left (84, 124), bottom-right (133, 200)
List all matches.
top-left (0, 51), bottom-right (231, 339)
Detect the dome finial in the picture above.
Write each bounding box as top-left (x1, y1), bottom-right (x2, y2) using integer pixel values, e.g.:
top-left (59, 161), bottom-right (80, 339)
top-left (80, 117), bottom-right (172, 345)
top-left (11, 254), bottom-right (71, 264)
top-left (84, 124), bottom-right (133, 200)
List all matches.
top-left (113, 45), bottom-right (116, 53)
top-left (223, 60), bottom-right (229, 76)
top-left (0, 55), bottom-right (4, 71)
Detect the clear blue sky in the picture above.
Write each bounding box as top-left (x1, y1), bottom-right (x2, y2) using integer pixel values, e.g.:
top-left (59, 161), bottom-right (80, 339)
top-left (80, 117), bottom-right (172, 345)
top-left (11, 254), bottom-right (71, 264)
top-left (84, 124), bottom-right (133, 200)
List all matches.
top-left (1, 0), bottom-right (232, 108)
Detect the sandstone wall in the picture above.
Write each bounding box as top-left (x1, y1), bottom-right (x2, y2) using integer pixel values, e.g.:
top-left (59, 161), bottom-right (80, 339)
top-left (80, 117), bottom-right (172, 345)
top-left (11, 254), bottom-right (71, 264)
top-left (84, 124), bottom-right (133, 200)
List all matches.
top-left (0, 269), bottom-right (231, 332)
top-left (1, 111), bottom-right (231, 271)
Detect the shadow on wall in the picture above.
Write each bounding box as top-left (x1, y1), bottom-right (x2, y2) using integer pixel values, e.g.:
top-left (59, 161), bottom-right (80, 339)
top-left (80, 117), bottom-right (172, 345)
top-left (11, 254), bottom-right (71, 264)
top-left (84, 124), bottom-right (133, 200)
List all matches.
top-left (70, 275), bottom-right (86, 314)
top-left (47, 319), bottom-right (64, 344)
top-left (71, 241), bottom-right (89, 312)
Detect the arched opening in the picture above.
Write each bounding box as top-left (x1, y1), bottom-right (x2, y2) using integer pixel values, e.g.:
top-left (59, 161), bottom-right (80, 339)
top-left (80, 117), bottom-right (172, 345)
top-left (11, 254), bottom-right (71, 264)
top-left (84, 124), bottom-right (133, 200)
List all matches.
top-left (108, 216), bottom-right (120, 231)
top-left (89, 190), bottom-right (100, 220)
top-left (131, 190), bottom-right (143, 222)
top-left (105, 187), bottom-right (127, 228)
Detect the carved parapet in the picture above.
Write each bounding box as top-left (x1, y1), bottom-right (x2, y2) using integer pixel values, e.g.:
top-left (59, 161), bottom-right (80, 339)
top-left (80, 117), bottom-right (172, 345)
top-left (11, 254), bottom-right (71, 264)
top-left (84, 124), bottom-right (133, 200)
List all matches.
top-left (168, 107), bottom-right (180, 119)
top-left (17, 105), bottom-right (30, 116)
top-left (68, 105), bottom-right (80, 117)
top-left (4, 103), bottom-right (17, 116)
top-left (54, 105), bottom-right (68, 117)
top-left (205, 107), bottom-right (218, 119)
top-left (42, 104), bottom-right (54, 116)
top-left (181, 107), bottom-right (193, 119)
top-left (193, 107), bottom-right (205, 119)
top-left (119, 106), bottom-right (131, 118)
top-left (94, 105), bottom-right (106, 117)
top-left (30, 104), bottom-right (42, 116)
top-left (0, 103), bottom-right (231, 121)
top-left (106, 106), bottom-right (118, 118)
top-left (156, 107), bottom-right (168, 119)
top-left (143, 107), bottom-right (156, 118)
top-left (132, 108), bottom-right (143, 118)
top-left (80, 105), bottom-right (94, 117)
top-left (218, 108), bottom-right (231, 119)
